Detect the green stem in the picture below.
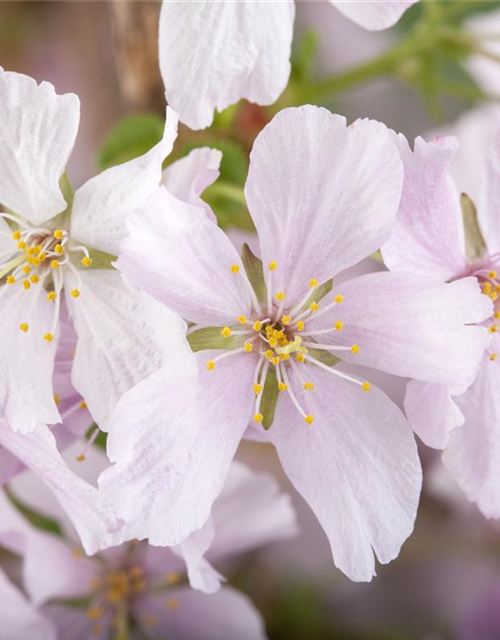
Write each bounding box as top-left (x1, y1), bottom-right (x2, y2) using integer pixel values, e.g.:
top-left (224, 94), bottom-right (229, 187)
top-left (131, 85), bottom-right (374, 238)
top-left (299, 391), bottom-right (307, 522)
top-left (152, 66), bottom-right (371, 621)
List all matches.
top-left (206, 181), bottom-right (247, 207)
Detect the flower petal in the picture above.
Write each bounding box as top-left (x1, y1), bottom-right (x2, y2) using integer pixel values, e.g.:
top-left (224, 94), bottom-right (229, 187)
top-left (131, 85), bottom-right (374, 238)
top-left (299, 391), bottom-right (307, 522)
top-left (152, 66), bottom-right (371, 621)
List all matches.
top-left (0, 421), bottom-right (121, 555)
top-left (308, 272), bottom-right (492, 387)
top-left (444, 349), bottom-right (500, 518)
top-left (267, 367), bottom-right (422, 582)
top-left (70, 107), bottom-right (178, 256)
top-left (65, 269), bottom-right (191, 430)
top-left (382, 134), bottom-right (467, 280)
top-left (405, 380), bottom-right (465, 449)
top-left (135, 586), bottom-right (267, 640)
top-left (0, 69), bottom-right (79, 225)
top-left (332, 0), bottom-right (418, 30)
top-left (244, 106), bottom-right (403, 301)
top-left (478, 130), bottom-right (500, 255)
top-left (0, 565), bottom-right (56, 640)
top-left (159, 0), bottom-right (294, 130)
top-left (116, 185), bottom-right (254, 325)
top-left (99, 351), bottom-right (254, 546)
top-left (162, 147), bottom-right (222, 222)
top-left (0, 282), bottom-right (59, 433)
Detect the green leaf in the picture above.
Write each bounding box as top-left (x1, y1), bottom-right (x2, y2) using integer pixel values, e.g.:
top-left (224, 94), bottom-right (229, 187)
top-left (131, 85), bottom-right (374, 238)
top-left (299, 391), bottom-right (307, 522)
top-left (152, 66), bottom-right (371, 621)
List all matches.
top-left (187, 326), bottom-right (247, 352)
top-left (241, 243), bottom-right (267, 309)
top-left (461, 193), bottom-right (486, 260)
top-left (261, 367), bottom-right (279, 430)
top-left (291, 29), bottom-right (319, 83)
top-left (98, 114), bottom-right (165, 171)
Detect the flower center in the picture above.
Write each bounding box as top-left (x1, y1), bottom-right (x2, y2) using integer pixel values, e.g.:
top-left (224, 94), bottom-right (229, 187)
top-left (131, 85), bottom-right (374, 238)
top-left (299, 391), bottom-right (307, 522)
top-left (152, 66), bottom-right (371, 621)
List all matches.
top-left (198, 259), bottom-right (370, 429)
top-left (473, 265), bottom-right (500, 361)
top-left (0, 212), bottom-right (93, 341)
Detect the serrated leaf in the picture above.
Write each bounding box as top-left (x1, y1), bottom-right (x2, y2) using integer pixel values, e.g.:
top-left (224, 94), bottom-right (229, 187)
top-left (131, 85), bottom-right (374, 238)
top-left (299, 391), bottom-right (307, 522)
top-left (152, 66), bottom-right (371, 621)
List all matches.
top-left (461, 193), bottom-right (486, 260)
top-left (241, 243), bottom-right (267, 309)
top-left (98, 114), bottom-right (165, 171)
top-left (187, 326), bottom-right (247, 352)
top-left (261, 367), bottom-right (279, 430)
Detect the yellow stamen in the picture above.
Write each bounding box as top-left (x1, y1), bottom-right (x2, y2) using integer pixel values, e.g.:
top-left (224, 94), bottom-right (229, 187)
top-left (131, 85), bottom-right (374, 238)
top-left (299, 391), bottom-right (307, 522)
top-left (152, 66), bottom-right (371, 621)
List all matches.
top-left (362, 381), bottom-right (371, 392)
top-left (221, 326), bottom-right (232, 337)
top-left (30, 275), bottom-right (39, 284)
top-left (489, 270), bottom-right (497, 279)
top-left (22, 279), bottom-right (30, 290)
top-left (79, 401), bottom-right (87, 409)
top-left (81, 256), bottom-right (92, 267)
top-left (335, 295), bottom-right (344, 304)
top-left (206, 360), bottom-right (215, 371)
top-left (310, 301), bottom-right (319, 312)
top-left (53, 229), bottom-right (64, 240)
top-left (304, 415), bottom-right (314, 425)
top-left (166, 571), bottom-right (179, 585)
top-left (54, 244), bottom-right (64, 254)
top-left (19, 323), bottom-right (29, 332)
top-left (278, 382), bottom-right (288, 392)
top-left (303, 382), bottom-right (314, 391)
top-left (87, 607), bottom-right (104, 620)
top-left (53, 393), bottom-right (60, 405)
top-left (296, 321), bottom-right (305, 332)
top-left (253, 384), bottom-right (263, 395)
top-left (231, 264), bottom-right (240, 273)
top-left (296, 353), bottom-right (305, 363)
top-left (254, 413), bottom-right (264, 423)
top-left (44, 333), bottom-right (53, 342)
top-left (335, 321), bottom-right (343, 331)
top-left (237, 315), bottom-right (247, 324)
top-left (275, 291), bottom-right (285, 302)
top-left (47, 291), bottom-right (57, 301)
top-left (70, 289), bottom-right (80, 298)
top-left (491, 292), bottom-right (498, 301)
top-left (243, 342), bottom-right (253, 353)
top-left (309, 279), bottom-right (318, 288)
top-left (495, 311), bottom-right (500, 319)
top-left (6, 275), bottom-right (15, 284)
top-left (281, 315), bottom-right (291, 326)
top-left (264, 349), bottom-right (274, 359)
top-left (253, 321), bottom-right (262, 331)
top-left (490, 353), bottom-right (498, 361)
top-left (269, 261), bottom-right (277, 271)
top-left (12, 231), bottom-right (20, 240)
top-left (351, 344), bottom-right (360, 354)
top-left (489, 324), bottom-right (499, 334)
top-left (22, 266), bottom-right (31, 274)
top-left (51, 260), bottom-right (59, 270)
top-left (17, 241), bottom-right (26, 250)
top-left (167, 598), bottom-right (179, 611)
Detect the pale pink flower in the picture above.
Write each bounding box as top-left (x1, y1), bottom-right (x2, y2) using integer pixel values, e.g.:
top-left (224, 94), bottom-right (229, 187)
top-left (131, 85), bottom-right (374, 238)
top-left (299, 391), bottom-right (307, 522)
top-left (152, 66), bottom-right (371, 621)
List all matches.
top-left (2, 451), bottom-right (297, 640)
top-left (382, 132), bottom-right (500, 518)
top-left (100, 105), bottom-right (490, 581)
top-left (159, 0), bottom-right (419, 129)
top-left (0, 69), bottom-right (190, 434)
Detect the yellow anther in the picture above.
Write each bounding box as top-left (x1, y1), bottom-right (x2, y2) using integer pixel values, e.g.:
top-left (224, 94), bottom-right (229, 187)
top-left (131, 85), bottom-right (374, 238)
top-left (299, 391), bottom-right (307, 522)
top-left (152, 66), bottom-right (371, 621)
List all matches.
top-left (79, 401), bottom-right (88, 409)
top-left (269, 261), bottom-right (277, 271)
top-left (53, 229), bottom-right (64, 240)
top-left (17, 241), bottom-right (26, 250)
top-left (269, 337), bottom-right (277, 348)
top-left (243, 342), bottom-right (253, 353)
top-left (296, 353), bottom-right (305, 363)
top-left (19, 323), bottom-right (29, 332)
top-left (281, 315), bottom-right (291, 326)
top-left (53, 393), bottom-right (60, 405)
top-left (81, 256), bottom-right (92, 267)
top-left (253, 321), bottom-right (262, 331)
top-left (280, 353), bottom-right (290, 360)
top-left (335, 295), bottom-right (344, 304)
top-left (12, 231), bottom-right (20, 240)
top-left (54, 244), bottom-right (64, 254)
top-left (335, 321), bottom-right (343, 331)
top-left (206, 360), bottom-right (216, 371)
top-left (264, 350), bottom-right (274, 359)
top-left (310, 301), bottom-right (319, 312)
top-left (278, 382), bottom-right (288, 392)
top-left (33, 245), bottom-right (42, 254)
top-left (237, 315), bottom-right (247, 324)
top-left (87, 607), bottom-right (104, 620)
top-left (47, 291), bottom-right (57, 301)
top-left (489, 324), bottom-right (499, 334)
top-left (221, 326), bottom-right (232, 337)
top-left (167, 598), bottom-right (179, 611)
top-left (72, 547), bottom-right (84, 559)
top-left (296, 321), bottom-right (305, 332)
top-left (28, 256), bottom-right (40, 266)
top-left (491, 292), bottom-right (498, 301)
top-left (265, 325), bottom-right (273, 334)
top-left (26, 246), bottom-right (36, 256)
top-left (362, 381), bottom-right (371, 392)
top-left (6, 275), bottom-right (15, 284)
top-left (44, 333), bottom-right (53, 342)
top-left (30, 275), bottom-right (39, 284)
top-left (351, 344), bottom-right (360, 354)
top-left (70, 289), bottom-right (80, 298)
top-left (253, 384), bottom-right (263, 395)
top-left (272, 357), bottom-right (280, 366)
top-left (254, 413), bottom-right (264, 423)
top-left (77, 455), bottom-right (86, 464)
top-left (495, 311), bottom-right (500, 319)
top-left (304, 415), bottom-right (314, 425)
top-left (22, 266), bottom-right (31, 274)
top-left (38, 252), bottom-right (46, 261)
top-left (303, 382), bottom-right (314, 391)
top-left (490, 353), bottom-right (498, 361)
top-left (309, 279), bottom-right (318, 288)
top-left (231, 264), bottom-right (240, 273)
top-left (22, 279), bottom-right (30, 290)
top-left (166, 571), bottom-right (179, 585)
top-left (275, 291), bottom-right (285, 302)
top-left (489, 270), bottom-right (497, 279)
top-left (51, 259), bottom-right (59, 270)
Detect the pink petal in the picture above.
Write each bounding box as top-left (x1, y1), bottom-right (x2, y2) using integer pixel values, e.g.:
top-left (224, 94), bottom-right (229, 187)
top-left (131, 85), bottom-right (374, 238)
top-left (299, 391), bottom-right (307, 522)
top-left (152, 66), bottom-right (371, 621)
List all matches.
top-left (116, 185), bottom-right (254, 325)
top-left (332, 0), bottom-right (418, 30)
top-left (245, 106), bottom-right (403, 302)
top-left (159, 1), bottom-right (294, 130)
top-left (382, 134), bottom-right (467, 280)
top-left (268, 366), bottom-right (422, 582)
top-left (99, 351), bottom-right (255, 546)
top-left (478, 130), bottom-right (500, 256)
top-left (405, 380), bottom-right (465, 449)
top-left (308, 272), bottom-right (492, 387)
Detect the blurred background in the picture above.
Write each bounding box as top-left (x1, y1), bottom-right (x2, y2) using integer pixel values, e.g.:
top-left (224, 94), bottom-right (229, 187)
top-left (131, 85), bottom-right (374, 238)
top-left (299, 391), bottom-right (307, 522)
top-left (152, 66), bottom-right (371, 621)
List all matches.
top-left (3, 2), bottom-right (500, 639)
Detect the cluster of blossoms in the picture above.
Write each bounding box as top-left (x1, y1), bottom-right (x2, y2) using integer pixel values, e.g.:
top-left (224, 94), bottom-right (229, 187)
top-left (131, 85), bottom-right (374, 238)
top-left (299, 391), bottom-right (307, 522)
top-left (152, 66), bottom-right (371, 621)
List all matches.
top-left (2, 1), bottom-right (500, 639)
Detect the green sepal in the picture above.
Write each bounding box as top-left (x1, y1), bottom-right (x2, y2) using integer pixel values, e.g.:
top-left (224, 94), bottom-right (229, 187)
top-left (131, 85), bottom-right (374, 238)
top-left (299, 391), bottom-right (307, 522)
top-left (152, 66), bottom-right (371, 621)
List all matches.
top-left (306, 347), bottom-right (341, 368)
top-left (261, 367), bottom-right (279, 431)
top-left (300, 279), bottom-right (334, 312)
top-left (74, 247), bottom-right (117, 270)
top-left (461, 193), bottom-right (486, 261)
top-left (241, 243), bottom-right (267, 309)
top-left (6, 488), bottom-right (63, 536)
top-left (187, 326), bottom-right (247, 352)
